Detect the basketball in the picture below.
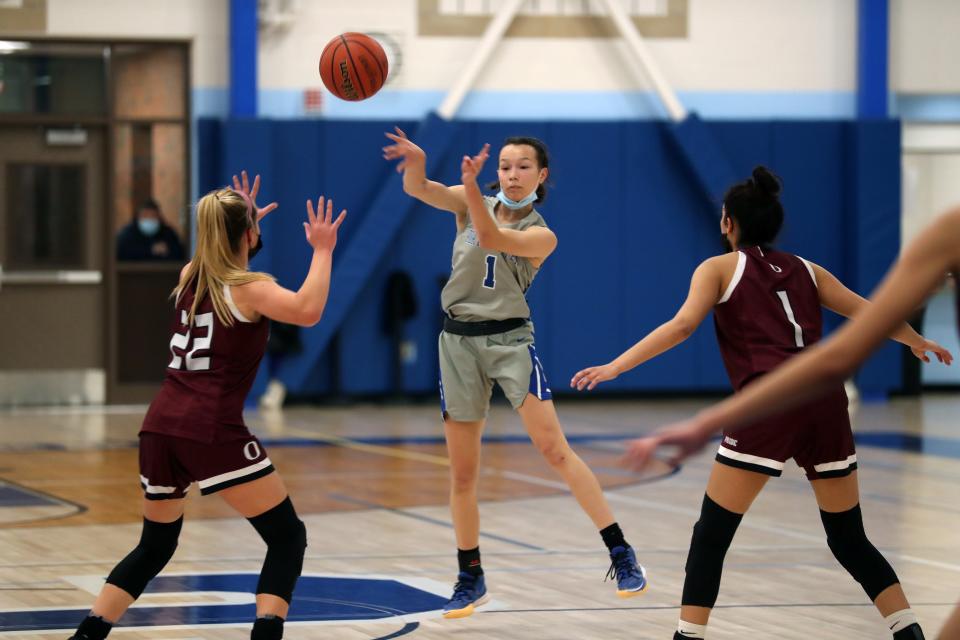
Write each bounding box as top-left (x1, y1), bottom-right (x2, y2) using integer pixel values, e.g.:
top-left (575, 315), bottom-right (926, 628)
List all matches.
top-left (319, 32), bottom-right (388, 101)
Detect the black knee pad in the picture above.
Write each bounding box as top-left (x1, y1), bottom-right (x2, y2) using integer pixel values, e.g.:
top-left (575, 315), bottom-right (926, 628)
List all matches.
top-left (106, 517), bottom-right (182, 599)
top-left (820, 504), bottom-right (899, 601)
top-left (251, 614), bottom-right (285, 640)
top-left (681, 494), bottom-right (743, 608)
top-left (896, 624), bottom-right (926, 640)
top-left (249, 497), bottom-right (307, 603)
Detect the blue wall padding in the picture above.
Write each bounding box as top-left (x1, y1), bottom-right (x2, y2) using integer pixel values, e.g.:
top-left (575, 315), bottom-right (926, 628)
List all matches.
top-left (668, 113), bottom-right (740, 206)
top-left (197, 117), bottom-right (902, 398)
top-left (844, 120), bottom-right (903, 392)
top-left (280, 112), bottom-right (460, 390)
top-left (196, 119), bottom-right (222, 196)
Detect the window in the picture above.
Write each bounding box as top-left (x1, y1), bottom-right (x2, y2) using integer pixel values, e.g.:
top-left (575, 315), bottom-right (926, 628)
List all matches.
top-left (6, 163), bottom-right (85, 268)
top-left (0, 43), bottom-right (107, 115)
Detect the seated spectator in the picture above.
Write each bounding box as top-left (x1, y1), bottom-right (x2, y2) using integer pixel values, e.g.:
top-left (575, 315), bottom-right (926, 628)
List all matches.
top-left (116, 198), bottom-right (185, 261)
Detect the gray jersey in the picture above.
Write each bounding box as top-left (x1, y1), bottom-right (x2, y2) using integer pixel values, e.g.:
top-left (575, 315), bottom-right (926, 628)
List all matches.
top-left (441, 195), bottom-right (548, 322)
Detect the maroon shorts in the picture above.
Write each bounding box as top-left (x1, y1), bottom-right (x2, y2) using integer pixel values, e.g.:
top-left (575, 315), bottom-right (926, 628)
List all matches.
top-left (715, 386), bottom-right (857, 481)
top-left (138, 432), bottom-right (275, 500)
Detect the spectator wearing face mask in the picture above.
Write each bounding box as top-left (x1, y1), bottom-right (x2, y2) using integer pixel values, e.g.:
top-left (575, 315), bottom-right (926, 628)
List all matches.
top-left (117, 198), bottom-right (186, 261)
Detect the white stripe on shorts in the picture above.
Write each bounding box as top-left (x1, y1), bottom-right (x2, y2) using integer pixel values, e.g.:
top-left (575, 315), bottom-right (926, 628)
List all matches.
top-left (534, 358), bottom-right (543, 398)
top-left (197, 457), bottom-right (273, 490)
top-left (528, 345), bottom-right (551, 400)
top-left (716, 445), bottom-right (785, 471)
top-left (813, 454), bottom-right (857, 473)
top-left (140, 474), bottom-right (177, 495)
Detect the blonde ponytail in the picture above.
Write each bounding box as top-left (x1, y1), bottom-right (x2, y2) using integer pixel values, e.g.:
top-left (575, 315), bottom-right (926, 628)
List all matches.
top-left (173, 188), bottom-right (274, 326)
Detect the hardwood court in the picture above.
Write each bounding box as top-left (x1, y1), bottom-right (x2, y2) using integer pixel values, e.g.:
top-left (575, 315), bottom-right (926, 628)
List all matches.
top-left (0, 396), bottom-right (958, 638)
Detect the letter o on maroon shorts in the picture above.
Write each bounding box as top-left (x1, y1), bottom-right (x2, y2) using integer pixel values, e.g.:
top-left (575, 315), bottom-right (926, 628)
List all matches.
top-left (138, 432), bottom-right (275, 500)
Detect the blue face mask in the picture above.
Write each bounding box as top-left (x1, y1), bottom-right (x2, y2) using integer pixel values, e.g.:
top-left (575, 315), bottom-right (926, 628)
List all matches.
top-left (138, 218), bottom-right (160, 236)
top-left (496, 188), bottom-right (538, 210)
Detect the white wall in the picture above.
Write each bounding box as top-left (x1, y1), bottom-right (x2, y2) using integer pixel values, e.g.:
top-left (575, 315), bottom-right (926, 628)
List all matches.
top-left (902, 153), bottom-right (960, 247)
top-left (257, 0), bottom-right (856, 92)
top-left (38, 0), bottom-right (857, 93)
top-left (46, 0), bottom-right (228, 89)
top-left (890, 0), bottom-right (960, 93)
top-left (901, 124), bottom-right (960, 385)
top-left (33, 0), bottom-right (960, 119)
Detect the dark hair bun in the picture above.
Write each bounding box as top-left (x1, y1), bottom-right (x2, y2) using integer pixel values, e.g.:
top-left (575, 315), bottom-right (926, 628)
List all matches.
top-left (751, 165), bottom-right (782, 198)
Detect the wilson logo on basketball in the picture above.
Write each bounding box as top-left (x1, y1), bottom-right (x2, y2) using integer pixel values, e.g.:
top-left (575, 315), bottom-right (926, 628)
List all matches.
top-left (319, 32), bottom-right (388, 101)
top-left (339, 62), bottom-right (358, 100)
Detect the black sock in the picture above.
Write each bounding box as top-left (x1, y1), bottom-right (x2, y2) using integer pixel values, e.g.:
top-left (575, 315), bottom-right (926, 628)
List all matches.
top-left (894, 623), bottom-right (925, 640)
top-left (251, 614), bottom-right (285, 640)
top-left (457, 546), bottom-right (483, 576)
top-left (71, 615), bottom-right (113, 640)
top-left (600, 522), bottom-right (629, 552)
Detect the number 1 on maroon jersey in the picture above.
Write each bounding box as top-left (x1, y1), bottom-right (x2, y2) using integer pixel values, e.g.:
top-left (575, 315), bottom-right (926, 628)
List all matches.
top-left (775, 290), bottom-right (804, 347)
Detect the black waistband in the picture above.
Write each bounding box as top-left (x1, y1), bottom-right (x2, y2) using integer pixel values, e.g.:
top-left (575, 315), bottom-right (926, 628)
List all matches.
top-left (443, 316), bottom-right (527, 336)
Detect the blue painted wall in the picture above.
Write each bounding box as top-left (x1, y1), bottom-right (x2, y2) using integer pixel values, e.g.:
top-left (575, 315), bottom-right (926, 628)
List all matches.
top-left (198, 118), bottom-right (902, 398)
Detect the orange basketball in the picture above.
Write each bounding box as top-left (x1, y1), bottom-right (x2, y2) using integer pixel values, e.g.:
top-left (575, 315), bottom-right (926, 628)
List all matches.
top-left (319, 33), bottom-right (389, 101)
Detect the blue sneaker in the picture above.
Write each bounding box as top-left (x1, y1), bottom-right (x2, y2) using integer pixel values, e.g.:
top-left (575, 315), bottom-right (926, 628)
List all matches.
top-left (442, 571), bottom-right (489, 619)
top-left (606, 545), bottom-right (647, 598)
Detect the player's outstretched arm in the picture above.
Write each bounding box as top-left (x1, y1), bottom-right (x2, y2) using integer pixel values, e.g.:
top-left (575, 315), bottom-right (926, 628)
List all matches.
top-left (809, 261), bottom-right (952, 363)
top-left (234, 196), bottom-right (346, 326)
top-left (460, 144), bottom-right (557, 259)
top-left (622, 208), bottom-right (960, 470)
top-left (232, 170), bottom-right (278, 222)
top-left (383, 127), bottom-right (467, 215)
top-left (175, 170), bottom-right (278, 292)
top-left (571, 257), bottom-right (726, 391)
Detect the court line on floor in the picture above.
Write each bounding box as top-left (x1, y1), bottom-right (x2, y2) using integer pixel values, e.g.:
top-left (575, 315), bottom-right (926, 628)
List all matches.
top-left (857, 457), bottom-right (960, 483)
top-left (696, 457), bottom-right (960, 519)
top-left (374, 622), bottom-right (419, 639)
top-left (258, 428), bottom-right (960, 455)
top-left (0, 477), bottom-right (87, 526)
top-left (480, 600), bottom-right (958, 614)
top-left (502, 470), bottom-right (960, 573)
top-left (2, 543), bottom-right (954, 571)
top-left (326, 492), bottom-right (545, 551)
top-left (260, 429), bottom-right (960, 469)
top-left (281, 422), bottom-right (820, 544)
top-left (771, 472), bottom-right (960, 517)
top-left (0, 404), bottom-right (149, 416)
top-left (282, 422), bottom-right (960, 576)
top-left (9, 420), bottom-right (943, 579)
top-left (280, 427), bottom-right (452, 466)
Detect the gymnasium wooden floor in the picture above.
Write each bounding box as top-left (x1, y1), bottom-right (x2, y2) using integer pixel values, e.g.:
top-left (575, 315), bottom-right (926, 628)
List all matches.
top-left (0, 395), bottom-right (958, 639)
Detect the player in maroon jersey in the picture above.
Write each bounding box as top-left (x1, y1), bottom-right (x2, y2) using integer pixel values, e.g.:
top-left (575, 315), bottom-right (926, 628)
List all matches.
top-left (623, 204), bottom-right (960, 640)
top-left (70, 172), bottom-right (346, 640)
top-left (572, 167), bottom-right (949, 640)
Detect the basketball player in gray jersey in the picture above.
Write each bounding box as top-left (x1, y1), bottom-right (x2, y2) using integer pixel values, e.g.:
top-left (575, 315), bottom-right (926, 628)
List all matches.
top-left (384, 129), bottom-right (647, 618)
top-left (440, 191), bottom-right (542, 323)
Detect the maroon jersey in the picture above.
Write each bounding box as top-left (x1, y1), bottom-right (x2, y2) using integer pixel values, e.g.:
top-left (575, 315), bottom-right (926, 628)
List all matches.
top-left (713, 247), bottom-right (821, 391)
top-left (141, 280), bottom-right (268, 443)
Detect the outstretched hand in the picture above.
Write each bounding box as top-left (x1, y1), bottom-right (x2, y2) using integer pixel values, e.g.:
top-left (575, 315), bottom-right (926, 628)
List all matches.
top-left (383, 127), bottom-right (426, 174)
top-left (232, 170), bottom-right (279, 221)
top-left (620, 418), bottom-right (714, 472)
top-left (461, 144), bottom-right (490, 185)
top-left (570, 363), bottom-right (619, 391)
top-left (911, 338), bottom-right (953, 365)
top-left (304, 196), bottom-right (347, 253)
